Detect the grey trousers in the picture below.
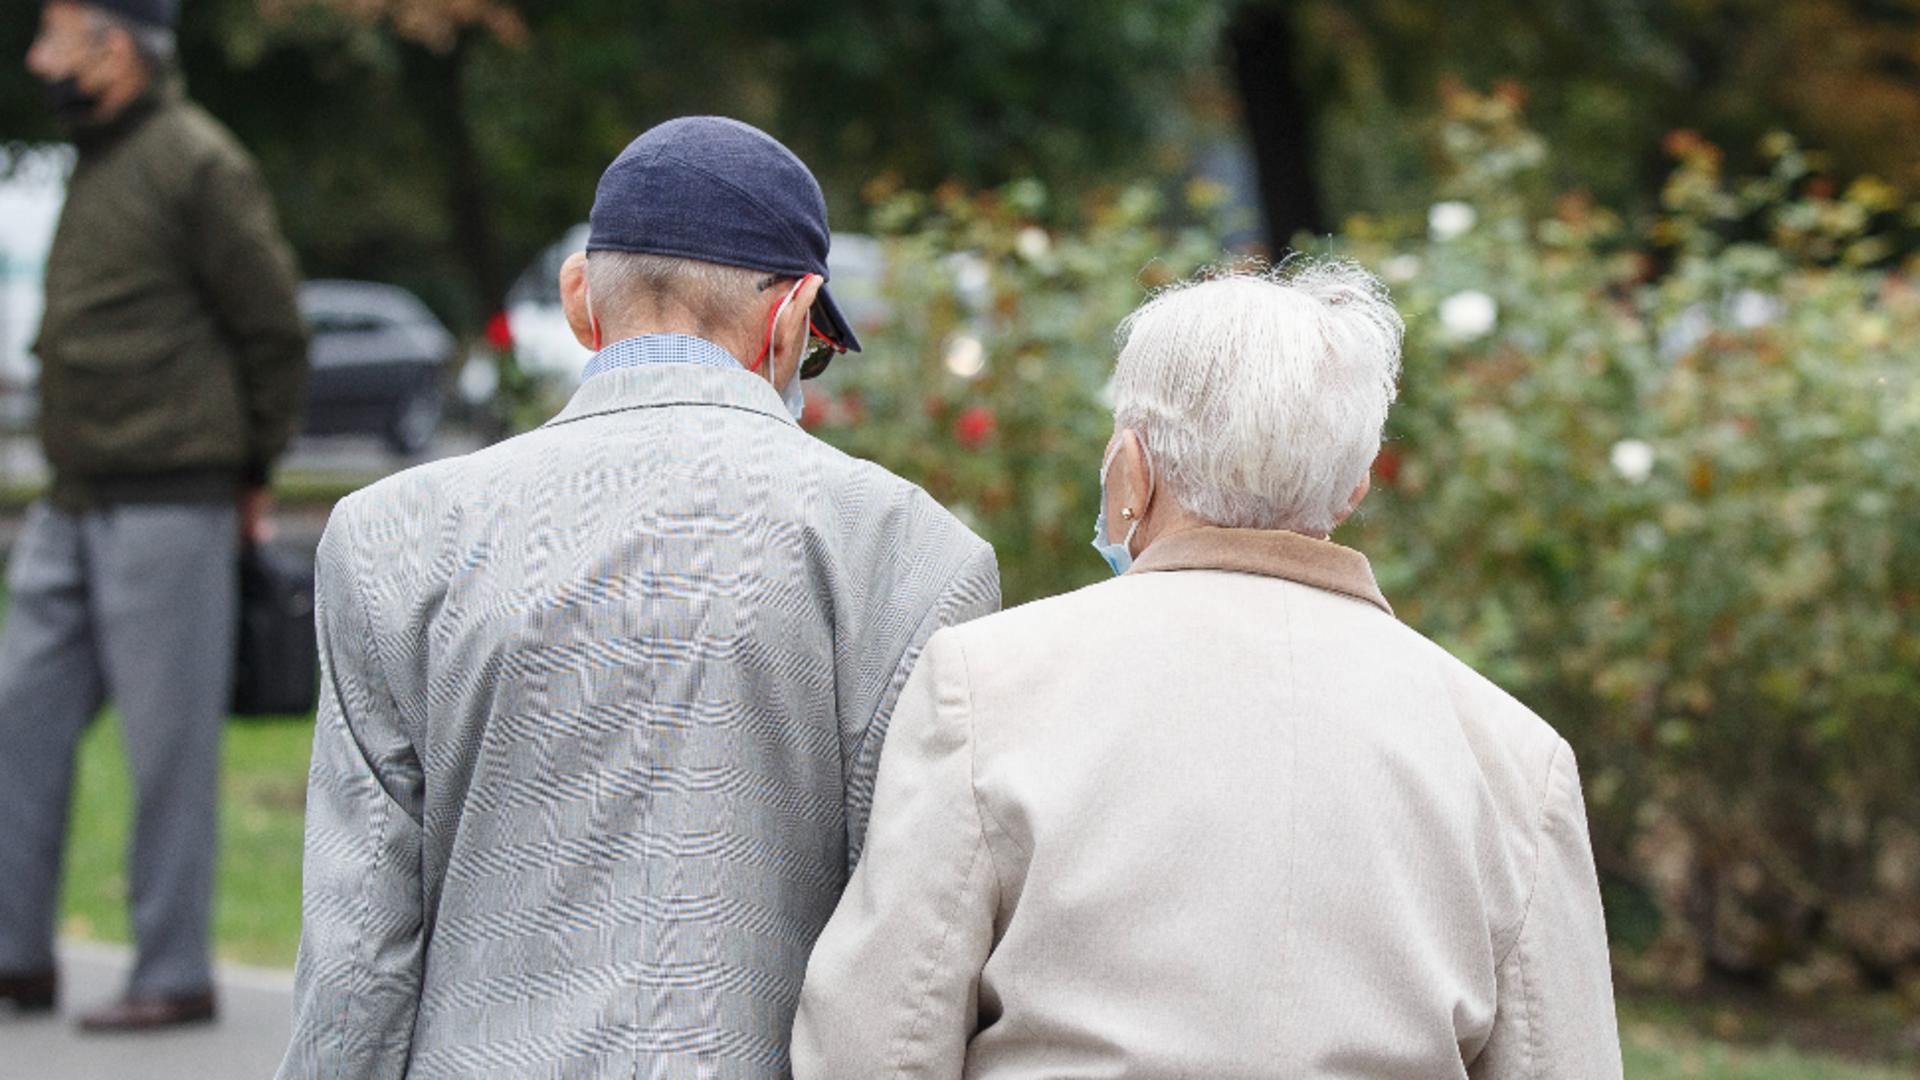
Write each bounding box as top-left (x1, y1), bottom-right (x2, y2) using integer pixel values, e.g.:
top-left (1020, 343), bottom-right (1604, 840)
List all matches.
top-left (0, 501), bottom-right (237, 997)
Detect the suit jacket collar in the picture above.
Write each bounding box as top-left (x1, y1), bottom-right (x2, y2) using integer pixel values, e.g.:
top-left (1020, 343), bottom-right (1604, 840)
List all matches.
top-left (1130, 525), bottom-right (1393, 616)
top-left (544, 361), bottom-right (798, 430)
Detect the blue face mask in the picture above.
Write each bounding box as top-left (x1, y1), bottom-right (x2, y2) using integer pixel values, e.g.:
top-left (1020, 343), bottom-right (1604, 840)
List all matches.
top-left (782, 371), bottom-right (807, 421)
top-left (1091, 441), bottom-right (1150, 576)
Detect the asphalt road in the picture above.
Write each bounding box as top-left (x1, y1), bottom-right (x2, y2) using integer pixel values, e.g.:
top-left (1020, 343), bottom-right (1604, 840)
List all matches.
top-left (2, 941), bottom-right (294, 1080)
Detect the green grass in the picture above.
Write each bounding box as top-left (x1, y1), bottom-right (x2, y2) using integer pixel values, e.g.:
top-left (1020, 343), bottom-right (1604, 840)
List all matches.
top-left (58, 714), bottom-right (1920, 1078)
top-left (62, 713), bottom-right (312, 968)
top-left (1620, 1005), bottom-right (1916, 1079)
top-left (0, 469), bottom-right (370, 513)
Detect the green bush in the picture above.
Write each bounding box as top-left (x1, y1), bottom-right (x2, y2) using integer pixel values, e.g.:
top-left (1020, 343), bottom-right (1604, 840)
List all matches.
top-left (820, 92), bottom-right (1920, 996)
top-left (813, 178), bottom-right (1218, 605)
top-left (1341, 92), bottom-right (1920, 995)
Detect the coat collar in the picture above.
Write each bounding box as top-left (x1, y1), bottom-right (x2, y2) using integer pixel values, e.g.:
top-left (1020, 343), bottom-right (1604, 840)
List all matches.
top-left (1129, 525), bottom-right (1394, 616)
top-left (543, 360), bottom-right (797, 431)
top-left (72, 70), bottom-right (180, 156)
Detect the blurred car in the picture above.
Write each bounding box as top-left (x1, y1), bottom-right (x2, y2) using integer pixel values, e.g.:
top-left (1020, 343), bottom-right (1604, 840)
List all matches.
top-left (301, 280), bottom-right (455, 456)
top-left (0, 145), bottom-right (70, 429)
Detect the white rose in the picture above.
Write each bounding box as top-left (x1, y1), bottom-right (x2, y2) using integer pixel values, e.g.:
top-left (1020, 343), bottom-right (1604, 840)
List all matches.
top-left (1438, 290), bottom-right (1498, 341)
top-left (1730, 289), bottom-right (1780, 329)
top-left (1015, 226), bottom-right (1052, 262)
top-left (943, 334), bottom-right (986, 379)
top-left (1381, 254), bottom-right (1422, 284)
top-left (1429, 201), bottom-right (1477, 242)
top-left (1611, 439), bottom-right (1656, 484)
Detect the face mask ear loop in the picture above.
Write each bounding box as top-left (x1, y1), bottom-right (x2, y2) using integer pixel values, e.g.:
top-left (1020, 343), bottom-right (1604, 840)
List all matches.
top-left (755, 275), bottom-right (812, 378)
top-left (586, 278), bottom-right (603, 351)
top-left (1139, 439), bottom-right (1155, 513)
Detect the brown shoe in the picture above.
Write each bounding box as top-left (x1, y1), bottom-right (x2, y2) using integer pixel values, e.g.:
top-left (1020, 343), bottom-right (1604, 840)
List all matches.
top-left (0, 970), bottom-right (57, 1014)
top-left (76, 991), bottom-right (217, 1033)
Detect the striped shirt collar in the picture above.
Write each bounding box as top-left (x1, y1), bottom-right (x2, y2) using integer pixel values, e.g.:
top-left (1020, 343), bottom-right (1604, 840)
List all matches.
top-left (546, 357), bottom-right (796, 431)
top-left (581, 334), bottom-right (743, 382)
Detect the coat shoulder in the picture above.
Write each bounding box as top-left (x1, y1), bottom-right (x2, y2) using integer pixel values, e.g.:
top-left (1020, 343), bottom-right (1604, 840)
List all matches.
top-left (1407, 629), bottom-right (1568, 786)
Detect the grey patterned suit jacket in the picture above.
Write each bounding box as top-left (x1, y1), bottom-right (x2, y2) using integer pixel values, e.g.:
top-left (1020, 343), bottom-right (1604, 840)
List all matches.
top-left (277, 364), bottom-right (1000, 1079)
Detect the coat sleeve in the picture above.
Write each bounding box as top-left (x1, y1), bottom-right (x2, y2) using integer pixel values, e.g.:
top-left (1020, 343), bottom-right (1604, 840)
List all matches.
top-left (793, 630), bottom-right (998, 1080)
top-left (187, 146), bottom-right (310, 487)
top-left (1470, 742), bottom-right (1624, 1080)
top-left (844, 540), bottom-right (1000, 867)
top-left (276, 508), bottom-right (426, 1080)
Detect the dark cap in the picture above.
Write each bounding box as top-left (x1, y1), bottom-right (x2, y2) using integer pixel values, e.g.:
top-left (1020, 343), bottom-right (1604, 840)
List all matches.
top-left (587, 116), bottom-right (861, 353)
top-left (62, 0), bottom-right (178, 28)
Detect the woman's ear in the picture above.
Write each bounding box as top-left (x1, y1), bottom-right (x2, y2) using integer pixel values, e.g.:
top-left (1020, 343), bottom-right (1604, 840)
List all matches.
top-left (560, 252), bottom-right (596, 349)
top-left (1334, 473), bottom-right (1372, 529)
top-left (1110, 429), bottom-right (1153, 524)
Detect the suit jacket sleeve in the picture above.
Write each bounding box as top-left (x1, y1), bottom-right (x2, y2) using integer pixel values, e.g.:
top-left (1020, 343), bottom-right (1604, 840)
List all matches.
top-left (794, 630), bottom-right (998, 1080)
top-left (1470, 742), bottom-right (1624, 1079)
top-left (844, 540), bottom-right (1000, 867)
top-left (187, 146), bottom-right (310, 486)
top-left (277, 507), bottom-right (426, 1080)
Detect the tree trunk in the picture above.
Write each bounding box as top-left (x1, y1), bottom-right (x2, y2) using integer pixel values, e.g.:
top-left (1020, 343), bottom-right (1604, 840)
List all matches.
top-left (1228, 3), bottom-right (1326, 251)
top-left (410, 35), bottom-right (506, 325)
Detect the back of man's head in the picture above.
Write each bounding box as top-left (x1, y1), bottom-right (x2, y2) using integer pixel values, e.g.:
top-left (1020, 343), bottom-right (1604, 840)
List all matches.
top-left (583, 252), bottom-right (771, 347)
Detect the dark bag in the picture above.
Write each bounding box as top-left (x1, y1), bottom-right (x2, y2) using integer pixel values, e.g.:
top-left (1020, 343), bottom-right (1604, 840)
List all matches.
top-left (232, 543), bottom-right (319, 717)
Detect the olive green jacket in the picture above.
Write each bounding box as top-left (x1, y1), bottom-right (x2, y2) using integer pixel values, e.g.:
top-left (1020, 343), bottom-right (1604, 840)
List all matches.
top-left (34, 75), bottom-right (309, 508)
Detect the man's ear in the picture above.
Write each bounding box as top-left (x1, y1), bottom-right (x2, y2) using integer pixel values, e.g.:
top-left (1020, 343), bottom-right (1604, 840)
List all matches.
top-left (769, 275), bottom-right (825, 384)
top-left (560, 252), bottom-right (596, 349)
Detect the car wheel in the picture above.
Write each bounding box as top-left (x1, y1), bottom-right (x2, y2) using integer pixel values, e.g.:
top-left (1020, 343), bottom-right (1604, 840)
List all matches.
top-left (387, 385), bottom-right (443, 457)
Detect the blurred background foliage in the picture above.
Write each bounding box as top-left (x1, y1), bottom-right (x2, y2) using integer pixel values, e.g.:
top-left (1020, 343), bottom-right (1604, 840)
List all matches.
top-left (3, 0), bottom-right (1917, 330)
top-left (1342, 91), bottom-right (1920, 999)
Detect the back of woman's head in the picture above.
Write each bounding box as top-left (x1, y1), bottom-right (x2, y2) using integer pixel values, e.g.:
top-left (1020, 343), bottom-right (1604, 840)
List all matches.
top-left (1111, 259), bottom-right (1405, 536)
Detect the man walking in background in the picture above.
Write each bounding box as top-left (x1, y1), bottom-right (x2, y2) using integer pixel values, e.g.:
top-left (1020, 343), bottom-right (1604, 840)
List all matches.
top-left (278, 116), bottom-right (998, 1078)
top-left (0, 0), bottom-right (308, 1032)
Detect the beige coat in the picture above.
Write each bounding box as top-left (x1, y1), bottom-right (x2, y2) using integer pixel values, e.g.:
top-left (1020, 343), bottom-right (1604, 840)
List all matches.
top-left (793, 527), bottom-right (1621, 1079)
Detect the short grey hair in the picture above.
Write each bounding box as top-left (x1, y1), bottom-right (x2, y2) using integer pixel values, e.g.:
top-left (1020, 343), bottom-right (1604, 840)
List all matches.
top-left (1111, 259), bottom-right (1405, 536)
top-left (586, 251), bottom-right (773, 334)
top-left (88, 8), bottom-right (177, 72)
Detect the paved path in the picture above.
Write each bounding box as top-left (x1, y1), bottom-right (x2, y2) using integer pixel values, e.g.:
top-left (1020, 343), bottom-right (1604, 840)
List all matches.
top-left (1, 941), bottom-right (292, 1080)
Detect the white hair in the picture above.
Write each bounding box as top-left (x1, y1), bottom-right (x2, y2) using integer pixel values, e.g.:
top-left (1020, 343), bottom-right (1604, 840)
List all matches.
top-left (586, 251), bottom-right (773, 335)
top-left (1111, 258), bottom-right (1405, 536)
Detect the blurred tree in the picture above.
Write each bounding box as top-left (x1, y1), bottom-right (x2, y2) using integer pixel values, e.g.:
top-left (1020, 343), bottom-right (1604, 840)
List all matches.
top-left (1237, 0), bottom-right (1920, 243)
top-left (145, 0), bottom-right (1222, 329)
top-left (4, 0), bottom-right (1912, 325)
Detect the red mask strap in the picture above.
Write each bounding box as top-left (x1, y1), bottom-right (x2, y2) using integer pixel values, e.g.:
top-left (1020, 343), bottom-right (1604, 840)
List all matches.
top-left (752, 275), bottom-right (815, 374)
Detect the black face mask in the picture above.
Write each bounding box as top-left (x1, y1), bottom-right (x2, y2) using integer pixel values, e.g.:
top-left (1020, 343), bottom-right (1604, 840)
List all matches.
top-left (39, 75), bottom-right (101, 128)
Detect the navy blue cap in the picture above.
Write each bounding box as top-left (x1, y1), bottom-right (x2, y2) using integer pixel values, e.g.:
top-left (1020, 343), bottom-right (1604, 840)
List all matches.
top-left (63, 0), bottom-right (178, 28)
top-left (588, 116), bottom-right (861, 354)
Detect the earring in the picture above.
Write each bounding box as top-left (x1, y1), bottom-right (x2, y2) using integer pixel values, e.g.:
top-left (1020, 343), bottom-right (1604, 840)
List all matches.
top-left (1121, 508), bottom-right (1137, 521)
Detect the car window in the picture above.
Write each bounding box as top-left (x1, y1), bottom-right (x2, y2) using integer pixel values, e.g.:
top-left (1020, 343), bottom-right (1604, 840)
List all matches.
top-left (307, 310), bottom-right (390, 334)
top-left (507, 223), bottom-right (591, 307)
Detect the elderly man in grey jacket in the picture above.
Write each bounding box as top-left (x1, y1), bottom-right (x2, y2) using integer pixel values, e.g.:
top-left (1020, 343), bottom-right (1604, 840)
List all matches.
top-left (277, 117), bottom-right (999, 1079)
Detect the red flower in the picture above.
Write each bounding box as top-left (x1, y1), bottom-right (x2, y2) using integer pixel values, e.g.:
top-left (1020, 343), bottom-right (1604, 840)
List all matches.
top-left (954, 406), bottom-right (997, 448)
top-left (799, 387), bottom-right (829, 430)
top-left (483, 311), bottom-right (515, 350)
top-left (1373, 447), bottom-right (1403, 486)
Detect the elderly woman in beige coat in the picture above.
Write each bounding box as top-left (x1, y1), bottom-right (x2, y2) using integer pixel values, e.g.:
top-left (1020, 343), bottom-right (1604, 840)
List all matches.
top-left (792, 261), bottom-right (1622, 1079)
